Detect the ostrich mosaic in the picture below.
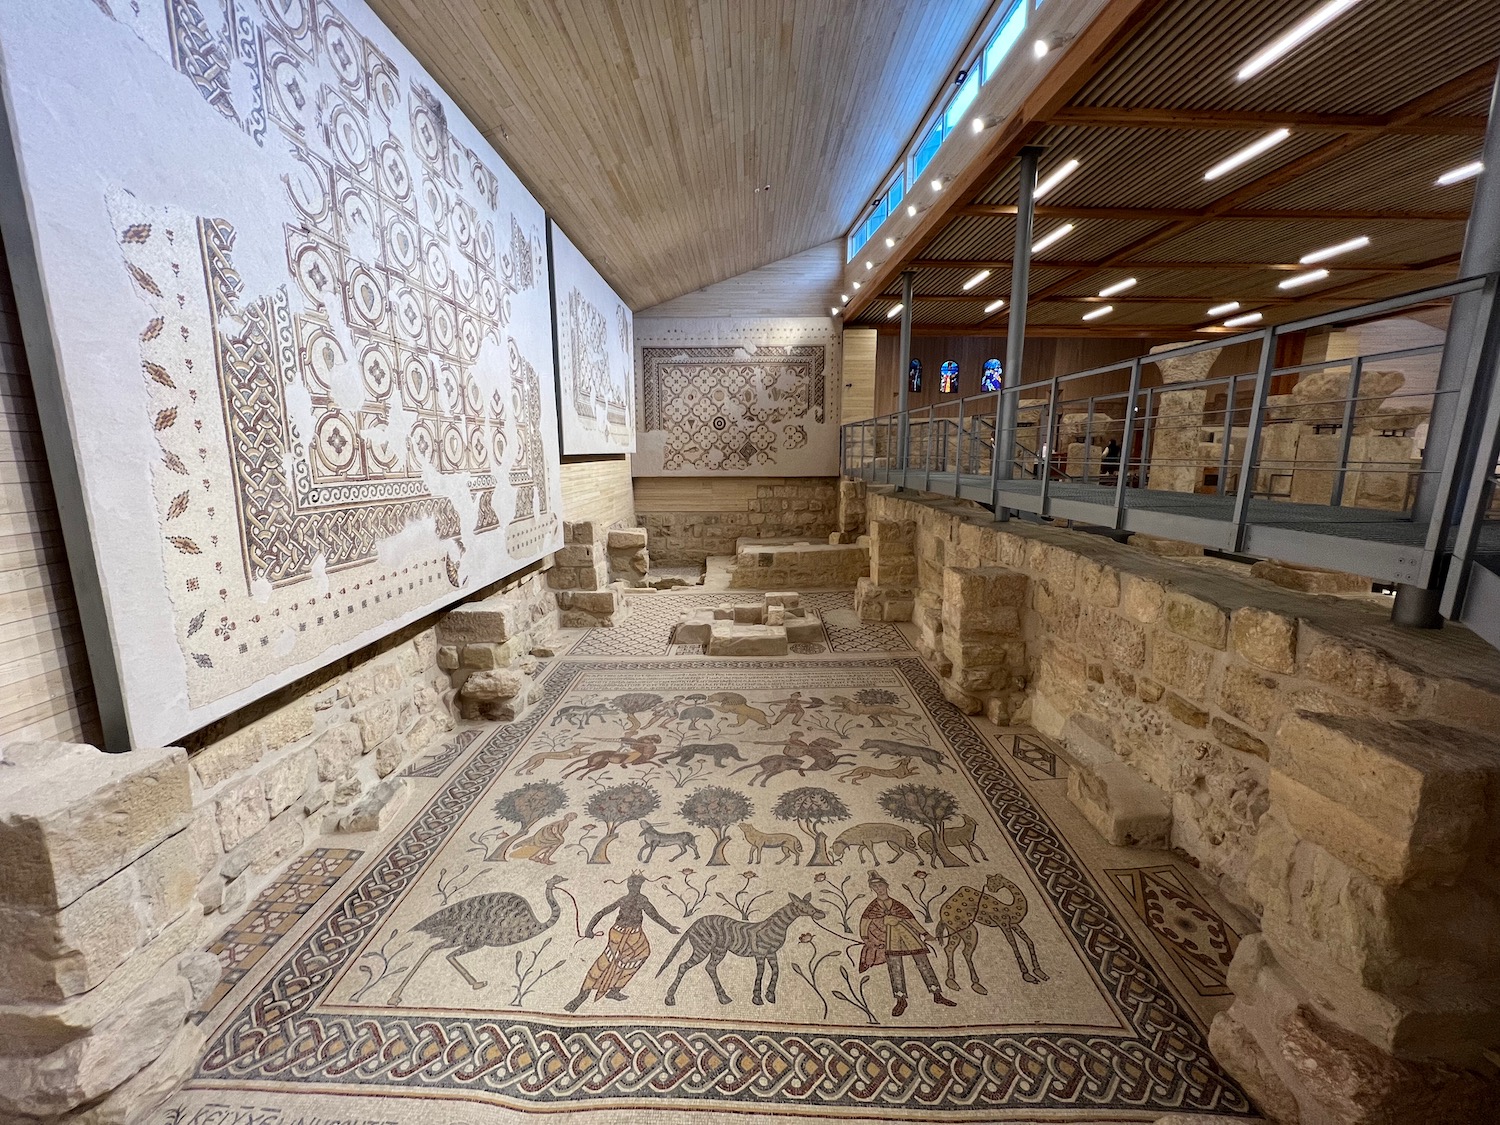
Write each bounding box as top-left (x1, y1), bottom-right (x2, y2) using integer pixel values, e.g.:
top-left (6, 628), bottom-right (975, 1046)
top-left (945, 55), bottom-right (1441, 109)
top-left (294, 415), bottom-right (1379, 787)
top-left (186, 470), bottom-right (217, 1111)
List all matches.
top-left (388, 875), bottom-right (567, 1003)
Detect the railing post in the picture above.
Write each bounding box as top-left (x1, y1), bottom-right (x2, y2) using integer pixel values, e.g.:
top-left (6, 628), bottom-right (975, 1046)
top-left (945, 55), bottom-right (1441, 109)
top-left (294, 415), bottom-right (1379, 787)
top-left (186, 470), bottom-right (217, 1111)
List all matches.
top-left (1138, 385), bottom-right (1156, 488)
top-left (1230, 328), bottom-right (1278, 551)
top-left (955, 397), bottom-right (965, 495)
top-left (992, 145), bottom-right (1043, 518)
top-left (1082, 398), bottom-right (1093, 484)
top-left (1038, 377), bottom-right (1061, 517)
top-left (1215, 374), bottom-right (1237, 497)
top-left (896, 269), bottom-right (915, 473)
top-left (1113, 357), bottom-right (1143, 527)
top-left (1329, 357), bottom-right (1363, 507)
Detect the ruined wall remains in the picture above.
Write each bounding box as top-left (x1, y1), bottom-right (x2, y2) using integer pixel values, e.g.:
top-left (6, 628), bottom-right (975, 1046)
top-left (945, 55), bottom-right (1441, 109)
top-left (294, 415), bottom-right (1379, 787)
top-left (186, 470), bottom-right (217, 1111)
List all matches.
top-left (635, 477), bottom-right (838, 564)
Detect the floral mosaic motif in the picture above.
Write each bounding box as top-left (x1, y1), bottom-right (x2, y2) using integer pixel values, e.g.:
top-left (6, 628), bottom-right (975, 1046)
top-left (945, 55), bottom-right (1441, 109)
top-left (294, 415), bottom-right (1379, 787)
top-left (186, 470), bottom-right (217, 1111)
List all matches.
top-left (1106, 864), bottom-right (1241, 996)
top-left (640, 345), bottom-right (826, 470)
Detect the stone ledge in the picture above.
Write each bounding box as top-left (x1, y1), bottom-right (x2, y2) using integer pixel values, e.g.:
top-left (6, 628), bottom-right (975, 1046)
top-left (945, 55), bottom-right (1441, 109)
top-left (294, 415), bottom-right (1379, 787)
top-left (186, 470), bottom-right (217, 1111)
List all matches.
top-left (1058, 716), bottom-right (1171, 847)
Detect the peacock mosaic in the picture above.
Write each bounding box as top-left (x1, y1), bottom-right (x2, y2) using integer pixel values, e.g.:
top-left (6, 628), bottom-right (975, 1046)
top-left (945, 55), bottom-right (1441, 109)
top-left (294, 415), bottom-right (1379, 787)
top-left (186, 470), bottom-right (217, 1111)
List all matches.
top-left (183, 656), bottom-right (1251, 1120)
top-left (633, 317), bottom-right (842, 476)
top-left (551, 220), bottom-right (634, 454)
top-left (0, 0), bottom-right (561, 743)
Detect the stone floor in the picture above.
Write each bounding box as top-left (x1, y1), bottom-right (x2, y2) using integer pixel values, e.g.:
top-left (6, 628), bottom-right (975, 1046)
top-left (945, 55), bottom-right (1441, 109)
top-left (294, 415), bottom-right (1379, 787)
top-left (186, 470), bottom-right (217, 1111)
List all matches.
top-left (159, 587), bottom-right (1261, 1125)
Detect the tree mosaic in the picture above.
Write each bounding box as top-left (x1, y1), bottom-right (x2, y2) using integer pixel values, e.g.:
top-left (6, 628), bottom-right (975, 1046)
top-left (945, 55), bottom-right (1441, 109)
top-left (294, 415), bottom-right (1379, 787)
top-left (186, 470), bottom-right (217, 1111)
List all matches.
top-left (680, 786), bottom-right (755, 866)
top-left (585, 782), bottom-right (660, 863)
top-left (772, 787), bottom-right (851, 868)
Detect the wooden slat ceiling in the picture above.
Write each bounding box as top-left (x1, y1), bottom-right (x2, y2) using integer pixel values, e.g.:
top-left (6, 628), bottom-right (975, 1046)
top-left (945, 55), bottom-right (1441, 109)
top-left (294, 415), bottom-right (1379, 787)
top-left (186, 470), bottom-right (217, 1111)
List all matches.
top-left (848, 0), bottom-right (1500, 339)
top-left (365, 0), bottom-right (992, 310)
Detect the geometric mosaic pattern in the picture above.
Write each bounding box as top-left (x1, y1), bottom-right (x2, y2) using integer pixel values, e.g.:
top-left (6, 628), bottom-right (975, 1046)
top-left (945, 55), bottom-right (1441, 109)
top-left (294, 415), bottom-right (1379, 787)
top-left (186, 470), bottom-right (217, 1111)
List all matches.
top-left (1107, 865), bottom-right (1241, 998)
top-left (193, 847), bottom-right (361, 1020)
top-left (192, 658), bottom-right (1252, 1118)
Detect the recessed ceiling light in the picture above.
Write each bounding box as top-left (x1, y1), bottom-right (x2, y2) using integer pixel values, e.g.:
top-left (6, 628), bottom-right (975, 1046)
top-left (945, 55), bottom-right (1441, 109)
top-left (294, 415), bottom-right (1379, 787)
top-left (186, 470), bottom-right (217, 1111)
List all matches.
top-left (1032, 223), bottom-right (1075, 253)
top-left (984, 299), bottom-right (1006, 314)
top-left (1300, 235), bottom-right (1369, 264)
top-left (931, 178), bottom-right (944, 193)
top-left (841, 293), bottom-right (849, 303)
top-left (1237, 0), bottom-right (1360, 82)
top-left (887, 303), bottom-right (905, 319)
top-left (1032, 38), bottom-right (1050, 59)
top-left (971, 116), bottom-right (985, 135)
top-left (1034, 158), bottom-right (1080, 199)
top-left (865, 261), bottom-right (874, 270)
top-left (1278, 268), bottom-right (1329, 290)
top-left (1223, 311), bottom-right (1263, 328)
top-left (1098, 277), bottom-right (1137, 297)
top-left (831, 307), bottom-right (840, 316)
top-left (885, 237), bottom-right (896, 248)
top-left (907, 203), bottom-right (918, 217)
top-left (962, 269), bottom-right (991, 290)
top-left (1207, 301), bottom-right (1241, 317)
top-left (1205, 128), bottom-right (1290, 181)
top-left (852, 280), bottom-right (862, 289)
top-left (1082, 305), bottom-right (1113, 321)
top-left (1436, 160), bottom-right (1483, 186)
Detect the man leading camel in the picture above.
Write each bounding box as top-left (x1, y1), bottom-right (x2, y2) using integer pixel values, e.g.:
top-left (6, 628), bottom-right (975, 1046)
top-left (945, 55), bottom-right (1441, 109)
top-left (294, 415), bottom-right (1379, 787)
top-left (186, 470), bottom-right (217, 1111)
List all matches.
top-left (858, 870), bottom-right (957, 1017)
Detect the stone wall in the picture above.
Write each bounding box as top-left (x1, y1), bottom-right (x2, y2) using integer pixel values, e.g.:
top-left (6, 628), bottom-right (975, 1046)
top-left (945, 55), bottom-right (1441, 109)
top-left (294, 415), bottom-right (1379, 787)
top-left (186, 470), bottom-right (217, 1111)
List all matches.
top-left (859, 484), bottom-right (1500, 1121)
top-left (0, 565), bottom-right (571, 1125)
top-left (634, 477), bottom-right (838, 564)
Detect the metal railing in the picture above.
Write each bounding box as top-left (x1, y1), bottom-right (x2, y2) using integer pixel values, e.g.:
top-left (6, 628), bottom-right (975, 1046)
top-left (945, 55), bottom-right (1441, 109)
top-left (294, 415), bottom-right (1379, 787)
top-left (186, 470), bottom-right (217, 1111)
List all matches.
top-left (841, 275), bottom-right (1500, 630)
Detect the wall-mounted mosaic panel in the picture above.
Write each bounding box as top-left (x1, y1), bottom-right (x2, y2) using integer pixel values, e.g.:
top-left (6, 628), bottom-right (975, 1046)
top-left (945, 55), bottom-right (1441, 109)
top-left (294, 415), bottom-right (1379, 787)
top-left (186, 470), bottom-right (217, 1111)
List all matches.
top-left (633, 318), bottom-right (841, 476)
top-left (0, 0), bottom-right (562, 746)
top-left (550, 220), bottom-right (634, 455)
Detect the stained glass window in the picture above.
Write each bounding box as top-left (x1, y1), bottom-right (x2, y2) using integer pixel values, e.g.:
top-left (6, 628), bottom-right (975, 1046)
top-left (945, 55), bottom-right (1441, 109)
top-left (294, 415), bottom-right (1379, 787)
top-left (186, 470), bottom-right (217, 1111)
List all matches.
top-left (940, 360), bottom-right (960, 393)
top-left (981, 358), bottom-right (1003, 392)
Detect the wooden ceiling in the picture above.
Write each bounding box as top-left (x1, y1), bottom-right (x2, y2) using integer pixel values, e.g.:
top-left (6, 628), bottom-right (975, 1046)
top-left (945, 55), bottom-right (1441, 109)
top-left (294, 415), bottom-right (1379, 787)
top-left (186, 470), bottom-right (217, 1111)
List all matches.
top-left (846, 0), bottom-right (1500, 339)
top-left (366, 0), bottom-right (992, 310)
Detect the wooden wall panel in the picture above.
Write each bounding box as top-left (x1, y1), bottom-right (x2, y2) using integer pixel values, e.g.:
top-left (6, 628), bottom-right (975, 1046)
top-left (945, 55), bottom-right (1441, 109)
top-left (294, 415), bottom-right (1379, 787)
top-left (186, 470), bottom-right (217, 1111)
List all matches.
top-left (560, 456), bottom-right (637, 528)
top-left (841, 328), bottom-right (877, 424)
top-left (0, 231), bottom-right (98, 744)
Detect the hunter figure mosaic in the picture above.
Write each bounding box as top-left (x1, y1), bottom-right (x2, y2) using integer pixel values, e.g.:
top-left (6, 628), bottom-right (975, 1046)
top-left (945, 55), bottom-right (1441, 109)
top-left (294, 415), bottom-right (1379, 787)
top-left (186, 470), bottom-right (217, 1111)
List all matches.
top-left (0, 0), bottom-right (561, 744)
top-left (181, 652), bottom-right (1251, 1121)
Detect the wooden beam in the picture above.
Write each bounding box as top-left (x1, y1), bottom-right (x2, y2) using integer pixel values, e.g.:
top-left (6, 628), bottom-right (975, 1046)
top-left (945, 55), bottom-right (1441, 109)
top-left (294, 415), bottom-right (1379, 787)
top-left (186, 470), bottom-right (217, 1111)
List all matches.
top-left (957, 204), bottom-right (1470, 222)
top-left (1051, 106), bottom-right (1488, 135)
top-left (866, 323), bottom-right (1218, 339)
top-left (909, 258), bottom-right (1443, 272)
top-left (892, 292), bottom-right (1299, 305)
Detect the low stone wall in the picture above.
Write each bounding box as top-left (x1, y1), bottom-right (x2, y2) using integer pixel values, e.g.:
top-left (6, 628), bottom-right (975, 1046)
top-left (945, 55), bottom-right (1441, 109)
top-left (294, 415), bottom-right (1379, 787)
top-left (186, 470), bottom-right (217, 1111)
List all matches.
top-left (859, 483), bottom-right (1500, 1120)
top-left (636, 478), bottom-right (838, 564)
top-left (0, 564), bottom-right (572, 1125)
top-left (728, 538), bottom-right (869, 590)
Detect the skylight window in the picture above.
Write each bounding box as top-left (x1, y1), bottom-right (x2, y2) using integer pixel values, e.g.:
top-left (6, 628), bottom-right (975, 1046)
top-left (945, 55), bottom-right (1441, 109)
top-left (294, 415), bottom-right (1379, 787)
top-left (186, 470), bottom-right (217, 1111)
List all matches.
top-left (984, 3), bottom-right (1027, 80)
top-left (944, 70), bottom-right (979, 132)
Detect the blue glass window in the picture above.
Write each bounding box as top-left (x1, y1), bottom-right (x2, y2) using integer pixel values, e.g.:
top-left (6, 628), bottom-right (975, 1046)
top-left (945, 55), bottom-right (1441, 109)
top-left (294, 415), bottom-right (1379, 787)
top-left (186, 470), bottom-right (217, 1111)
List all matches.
top-left (981, 358), bottom-right (1003, 392)
top-left (945, 70), bottom-right (979, 132)
top-left (940, 360), bottom-right (960, 394)
top-left (888, 171), bottom-right (904, 211)
top-left (908, 358), bottom-right (922, 393)
top-left (985, 3), bottom-right (1027, 80)
top-left (912, 121), bottom-right (943, 178)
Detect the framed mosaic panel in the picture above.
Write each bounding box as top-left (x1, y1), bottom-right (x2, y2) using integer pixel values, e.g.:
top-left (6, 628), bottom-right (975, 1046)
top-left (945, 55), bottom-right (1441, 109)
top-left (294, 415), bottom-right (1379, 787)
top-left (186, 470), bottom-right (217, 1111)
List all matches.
top-left (633, 317), bottom-right (841, 476)
top-left (0, 0), bottom-right (562, 748)
top-left (549, 219), bottom-right (634, 455)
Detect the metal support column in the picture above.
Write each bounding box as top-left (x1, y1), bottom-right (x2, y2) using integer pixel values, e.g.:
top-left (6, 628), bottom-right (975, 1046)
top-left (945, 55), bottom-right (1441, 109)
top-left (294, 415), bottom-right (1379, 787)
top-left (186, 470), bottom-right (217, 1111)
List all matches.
top-left (1395, 63), bottom-right (1500, 626)
top-left (896, 269), bottom-right (915, 474)
top-left (991, 145), bottom-right (1043, 516)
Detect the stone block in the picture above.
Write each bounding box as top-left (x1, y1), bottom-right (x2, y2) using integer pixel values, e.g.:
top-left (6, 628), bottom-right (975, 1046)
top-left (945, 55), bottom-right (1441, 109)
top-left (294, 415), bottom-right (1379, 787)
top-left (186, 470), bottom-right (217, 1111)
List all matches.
top-left (1218, 664), bottom-right (1283, 732)
top-left (1119, 573), bottom-right (1165, 623)
top-left (374, 734), bottom-right (410, 778)
top-left (461, 668), bottom-right (526, 702)
top-left (1300, 632), bottom-right (1425, 714)
top-left (214, 778), bottom-right (270, 852)
top-left (0, 743), bottom-right (192, 912)
top-left (1150, 633), bottom-right (1213, 697)
top-left (1212, 716), bottom-right (1268, 760)
top-left (436, 596), bottom-right (520, 646)
top-left (732, 603), bottom-right (765, 624)
top-left (1271, 711), bottom-right (1500, 885)
top-left (337, 778), bottom-right (410, 834)
top-left (1060, 717), bottom-right (1172, 847)
top-left (673, 609), bottom-right (715, 646)
top-left (1163, 692), bottom-right (1209, 728)
top-left (353, 699), bottom-right (400, 750)
top-left (251, 698), bottom-right (316, 752)
top-left (312, 724), bottom-right (361, 782)
top-left (1230, 606), bottom-right (1297, 673)
top-left (1250, 559), bottom-right (1369, 593)
top-left (219, 811), bottom-right (304, 880)
top-left (190, 728), bottom-right (264, 789)
top-left (261, 748), bottom-right (313, 817)
top-left (437, 644), bottom-right (460, 671)
top-left (608, 527), bottom-right (648, 549)
top-left (1076, 558), bottom-right (1120, 607)
top-left (564, 519), bottom-right (598, 545)
top-left (706, 622), bottom-right (789, 656)
top-left (559, 589), bottom-right (619, 614)
top-left (1164, 591), bottom-right (1228, 648)
top-left (1128, 533), bottom-right (1203, 557)
top-left (785, 615), bottom-right (824, 644)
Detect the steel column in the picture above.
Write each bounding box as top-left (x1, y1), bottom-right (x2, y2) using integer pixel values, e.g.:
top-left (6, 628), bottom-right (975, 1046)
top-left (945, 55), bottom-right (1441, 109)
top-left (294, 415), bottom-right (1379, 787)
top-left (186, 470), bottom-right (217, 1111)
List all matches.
top-left (992, 145), bottom-right (1043, 516)
top-left (1231, 328), bottom-right (1278, 551)
top-left (896, 269), bottom-right (915, 471)
top-left (1329, 357), bottom-right (1364, 507)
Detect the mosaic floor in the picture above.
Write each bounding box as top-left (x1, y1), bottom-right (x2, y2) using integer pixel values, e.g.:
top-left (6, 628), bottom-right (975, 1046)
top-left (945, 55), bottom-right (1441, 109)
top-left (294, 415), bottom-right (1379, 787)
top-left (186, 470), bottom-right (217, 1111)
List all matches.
top-left (166, 588), bottom-right (1257, 1125)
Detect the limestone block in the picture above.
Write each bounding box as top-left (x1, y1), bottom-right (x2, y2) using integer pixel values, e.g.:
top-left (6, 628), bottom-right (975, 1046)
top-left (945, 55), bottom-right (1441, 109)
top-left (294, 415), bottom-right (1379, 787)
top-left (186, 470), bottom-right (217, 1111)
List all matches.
top-left (555, 543), bottom-right (599, 568)
top-left (374, 734), bottom-right (409, 778)
top-left (1218, 664), bottom-right (1283, 732)
top-left (764, 591), bottom-right (801, 608)
top-left (942, 566), bottom-right (1028, 629)
top-left (190, 727), bottom-right (264, 789)
top-left (1426, 676), bottom-right (1500, 737)
top-left (1250, 559), bottom-right (1370, 593)
top-left (219, 812), bottom-right (304, 881)
top-left (1031, 581), bottom-right (1080, 642)
top-left (733, 603), bottom-right (765, 624)
top-left (461, 668), bottom-right (526, 703)
top-left (1128, 533), bottom-right (1203, 557)
top-left (1118, 573), bottom-right (1165, 623)
top-left (855, 577), bottom-right (914, 622)
top-left (765, 604), bottom-right (786, 626)
top-left (785, 615), bottom-right (823, 644)
top-left (1300, 632), bottom-right (1425, 714)
top-left (1150, 633), bottom-right (1214, 697)
top-left (185, 807), bottom-right (222, 883)
top-left (337, 778), bottom-right (409, 834)
top-left (0, 743), bottom-right (192, 913)
top-left (437, 644), bottom-right (460, 671)
top-left (371, 659), bottom-right (404, 697)
top-left (0, 829), bottom-right (197, 1004)
top-left (673, 610), bottom-right (715, 646)
top-left (250, 698), bottom-right (316, 754)
top-left (564, 519), bottom-right (598, 545)
top-left (0, 965), bottom-right (192, 1118)
top-left (608, 527), bottom-right (648, 550)
top-left (311, 724), bottom-right (361, 782)
top-left (353, 699), bottom-right (400, 751)
top-left (342, 665), bottom-right (377, 705)
top-left (1212, 716), bottom-right (1269, 760)
top-left (1061, 717), bottom-right (1171, 847)
top-left (73, 1018), bottom-right (207, 1125)
top-left (1079, 604), bottom-right (1145, 669)
top-left (1230, 606), bottom-right (1297, 673)
top-left (559, 589), bottom-right (619, 614)
top-left (706, 622), bottom-right (789, 657)
top-left (404, 712), bottom-right (440, 755)
top-left (1164, 591), bottom-right (1228, 648)
top-left (1271, 711), bottom-right (1500, 885)
top-left (939, 679), bottom-right (983, 714)
top-left (436, 596), bottom-right (521, 646)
